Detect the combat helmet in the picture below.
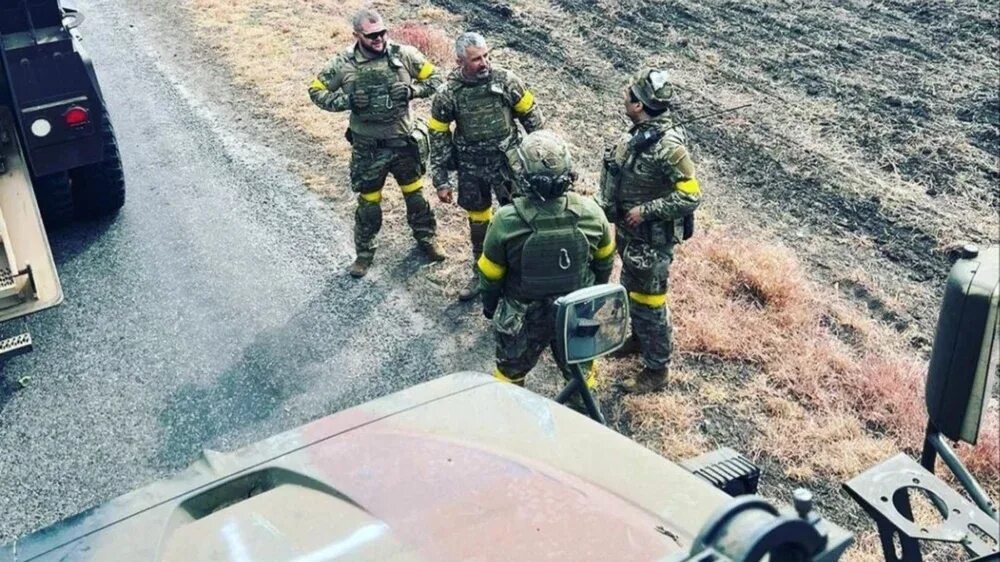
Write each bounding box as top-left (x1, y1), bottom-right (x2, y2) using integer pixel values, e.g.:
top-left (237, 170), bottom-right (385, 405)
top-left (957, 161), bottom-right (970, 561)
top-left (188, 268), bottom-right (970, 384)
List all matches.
top-left (629, 68), bottom-right (673, 112)
top-left (507, 130), bottom-right (576, 200)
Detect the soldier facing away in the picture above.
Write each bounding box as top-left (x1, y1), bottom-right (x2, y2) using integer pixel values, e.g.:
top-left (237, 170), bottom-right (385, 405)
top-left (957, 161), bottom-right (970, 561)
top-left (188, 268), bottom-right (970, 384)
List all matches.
top-left (598, 68), bottom-right (702, 393)
top-left (308, 9), bottom-right (447, 278)
top-left (478, 131), bottom-right (615, 407)
top-left (428, 32), bottom-right (545, 301)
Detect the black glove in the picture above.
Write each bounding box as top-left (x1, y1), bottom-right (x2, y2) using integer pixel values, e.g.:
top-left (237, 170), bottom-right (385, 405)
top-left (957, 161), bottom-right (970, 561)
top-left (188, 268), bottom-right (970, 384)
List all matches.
top-left (390, 82), bottom-right (412, 102)
top-left (483, 305), bottom-right (496, 320)
top-left (351, 90), bottom-right (370, 110)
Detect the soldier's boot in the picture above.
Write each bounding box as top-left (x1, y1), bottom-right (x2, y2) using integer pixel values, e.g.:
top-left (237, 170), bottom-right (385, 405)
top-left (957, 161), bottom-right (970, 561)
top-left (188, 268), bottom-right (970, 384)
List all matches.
top-left (610, 335), bottom-right (641, 358)
top-left (459, 219), bottom-right (489, 301)
top-left (349, 256), bottom-right (373, 278)
top-left (619, 367), bottom-right (668, 394)
top-left (403, 188), bottom-right (442, 260)
top-left (418, 239), bottom-right (447, 262)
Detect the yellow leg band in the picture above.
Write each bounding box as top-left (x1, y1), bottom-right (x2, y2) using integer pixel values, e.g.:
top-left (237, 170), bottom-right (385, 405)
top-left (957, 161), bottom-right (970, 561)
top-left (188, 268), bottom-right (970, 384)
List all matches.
top-left (629, 291), bottom-right (667, 308)
top-left (427, 117), bottom-right (451, 133)
top-left (309, 78), bottom-right (327, 91)
top-left (585, 364), bottom-right (598, 389)
top-left (360, 190), bottom-right (383, 203)
top-left (468, 208), bottom-right (493, 223)
top-left (493, 367), bottom-right (526, 385)
top-left (399, 178), bottom-right (423, 194)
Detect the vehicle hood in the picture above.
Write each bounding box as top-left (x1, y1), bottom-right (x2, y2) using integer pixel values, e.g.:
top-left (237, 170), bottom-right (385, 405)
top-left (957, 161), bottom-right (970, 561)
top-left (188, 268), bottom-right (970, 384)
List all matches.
top-left (2, 373), bottom-right (727, 561)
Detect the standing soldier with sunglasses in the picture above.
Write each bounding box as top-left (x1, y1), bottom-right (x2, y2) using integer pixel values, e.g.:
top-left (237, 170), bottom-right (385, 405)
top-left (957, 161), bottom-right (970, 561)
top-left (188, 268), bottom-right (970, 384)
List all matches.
top-left (428, 32), bottom-right (545, 301)
top-left (309, 9), bottom-right (446, 278)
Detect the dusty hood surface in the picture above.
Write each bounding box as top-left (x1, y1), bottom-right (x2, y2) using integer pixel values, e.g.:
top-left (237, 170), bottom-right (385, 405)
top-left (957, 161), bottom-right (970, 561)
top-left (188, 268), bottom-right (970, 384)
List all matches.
top-left (3, 373), bottom-right (727, 561)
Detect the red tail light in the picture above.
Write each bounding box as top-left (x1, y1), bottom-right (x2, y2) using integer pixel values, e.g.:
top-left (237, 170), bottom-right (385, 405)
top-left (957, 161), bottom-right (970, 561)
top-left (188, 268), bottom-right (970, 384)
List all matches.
top-left (63, 106), bottom-right (90, 127)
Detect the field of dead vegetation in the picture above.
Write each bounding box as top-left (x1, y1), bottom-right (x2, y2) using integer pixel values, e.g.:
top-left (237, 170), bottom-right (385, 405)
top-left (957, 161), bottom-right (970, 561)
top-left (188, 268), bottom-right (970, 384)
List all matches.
top-left (180, 0), bottom-right (998, 560)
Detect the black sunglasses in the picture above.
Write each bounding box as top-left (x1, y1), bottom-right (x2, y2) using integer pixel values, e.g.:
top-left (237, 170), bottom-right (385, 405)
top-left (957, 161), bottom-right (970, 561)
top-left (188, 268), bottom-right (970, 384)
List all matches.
top-left (362, 30), bottom-right (387, 40)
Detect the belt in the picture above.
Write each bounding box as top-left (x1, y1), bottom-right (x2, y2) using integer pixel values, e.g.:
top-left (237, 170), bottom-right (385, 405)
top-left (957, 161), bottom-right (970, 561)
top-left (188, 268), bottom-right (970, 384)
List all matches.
top-left (350, 132), bottom-right (412, 149)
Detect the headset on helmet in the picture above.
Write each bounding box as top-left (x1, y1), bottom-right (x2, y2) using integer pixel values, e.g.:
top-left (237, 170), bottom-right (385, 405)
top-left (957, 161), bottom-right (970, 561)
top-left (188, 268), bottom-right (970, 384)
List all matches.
top-left (507, 130), bottom-right (576, 200)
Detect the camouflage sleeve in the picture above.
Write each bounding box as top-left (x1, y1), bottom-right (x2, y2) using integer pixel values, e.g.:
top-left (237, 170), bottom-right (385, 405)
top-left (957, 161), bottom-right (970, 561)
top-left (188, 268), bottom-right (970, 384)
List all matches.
top-left (579, 197), bottom-right (616, 283)
top-left (308, 56), bottom-right (350, 112)
top-left (504, 71), bottom-right (544, 133)
top-left (639, 133), bottom-right (701, 221)
top-left (428, 88), bottom-right (456, 187)
top-left (400, 45), bottom-right (443, 99)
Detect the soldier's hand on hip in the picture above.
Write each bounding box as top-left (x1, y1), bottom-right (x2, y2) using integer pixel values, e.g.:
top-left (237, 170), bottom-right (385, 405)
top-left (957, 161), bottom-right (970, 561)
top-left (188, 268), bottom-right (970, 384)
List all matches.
top-left (390, 82), bottom-right (412, 102)
top-left (436, 187), bottom-right (454, 204)
top-left (625, 207), bottom-right (645, 228)
top-left (351, 91), bottom-right (371, 110)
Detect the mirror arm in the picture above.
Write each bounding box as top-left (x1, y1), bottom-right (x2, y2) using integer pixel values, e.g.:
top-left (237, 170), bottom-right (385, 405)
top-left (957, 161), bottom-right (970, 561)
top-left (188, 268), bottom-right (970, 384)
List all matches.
top-left (555, 364), bottom-right (606, 425)
top-left (922, 423), bottom-right (999, 520)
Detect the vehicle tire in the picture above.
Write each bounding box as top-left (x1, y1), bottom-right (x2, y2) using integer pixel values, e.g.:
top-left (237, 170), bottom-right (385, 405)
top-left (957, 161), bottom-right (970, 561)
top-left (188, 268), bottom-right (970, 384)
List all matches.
top-left (69, 110), bottom-right (125, 219)
top-left (32, 172), bottom-right (74, 229)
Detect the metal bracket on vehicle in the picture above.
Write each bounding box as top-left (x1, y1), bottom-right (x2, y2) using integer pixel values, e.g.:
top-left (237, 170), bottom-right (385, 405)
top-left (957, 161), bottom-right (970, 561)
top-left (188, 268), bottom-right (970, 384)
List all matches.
top-left (665, 489), bottom-right (853, 562)
top-left (843, 454), bottom-right (1000, 562)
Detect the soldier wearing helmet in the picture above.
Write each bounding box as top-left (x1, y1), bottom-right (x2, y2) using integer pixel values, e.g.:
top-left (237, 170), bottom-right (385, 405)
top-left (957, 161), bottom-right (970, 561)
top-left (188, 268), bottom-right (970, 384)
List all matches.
top-left (598, 68), bottom-right (702, 393)
top-left (477, 131), bottom-right (615, 404)
top-left (429, 32), bottom-right (546, 301)
top-left (308, 8), bottom-right (446, 278)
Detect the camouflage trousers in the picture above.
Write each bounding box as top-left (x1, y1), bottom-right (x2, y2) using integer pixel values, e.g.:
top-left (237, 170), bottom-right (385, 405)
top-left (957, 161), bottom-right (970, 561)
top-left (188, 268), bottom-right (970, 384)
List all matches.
top-left (457, 154), bottom-right (515, 271)
top-left (616, 230), bottom-right (674, 370)
top-left (492, 296), bottom-right (595, 388)
top-left (350, 142), bottom-right (436, 260)
top-left (456, 154), bottom-right (514, 212)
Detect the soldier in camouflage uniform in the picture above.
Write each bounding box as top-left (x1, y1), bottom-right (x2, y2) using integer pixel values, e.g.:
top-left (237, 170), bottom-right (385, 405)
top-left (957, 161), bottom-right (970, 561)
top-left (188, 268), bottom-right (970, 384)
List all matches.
top-left (429, 32), bottom-right (545, 301)
top-left (598, 68), bottom-right (702, 393)
top-left (478, 131), bottom-right (615, 399)
top-left (308, 9), bottom-right (447, 278)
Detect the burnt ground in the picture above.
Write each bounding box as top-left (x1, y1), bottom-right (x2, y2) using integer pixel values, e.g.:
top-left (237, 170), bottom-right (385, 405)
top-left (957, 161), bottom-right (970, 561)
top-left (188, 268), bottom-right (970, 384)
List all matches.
top-left (427, 0), bottom-right (998, 340)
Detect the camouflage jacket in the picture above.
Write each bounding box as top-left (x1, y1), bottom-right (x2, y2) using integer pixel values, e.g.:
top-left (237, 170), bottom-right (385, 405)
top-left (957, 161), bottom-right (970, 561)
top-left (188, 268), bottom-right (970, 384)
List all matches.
top-left (428, 67), bottom-right (544, 187)
top-left (308, 41), bottom-right (442, 140)
top-left (477, 192), bottom-right (614, 316)
top-left (597, 113), bottom-right (701, 240)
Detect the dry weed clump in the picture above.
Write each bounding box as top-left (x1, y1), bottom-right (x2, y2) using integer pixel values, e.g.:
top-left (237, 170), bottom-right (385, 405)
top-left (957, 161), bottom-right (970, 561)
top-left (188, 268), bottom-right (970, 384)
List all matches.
top-left (660, 227), bottom-right (999, 489)
top-left (390, 22), bottom-right (454, 67)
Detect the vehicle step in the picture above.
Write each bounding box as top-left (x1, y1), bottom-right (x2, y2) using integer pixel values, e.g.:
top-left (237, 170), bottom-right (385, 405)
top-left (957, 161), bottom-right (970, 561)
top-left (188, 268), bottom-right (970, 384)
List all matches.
top-left (0, 267), bottom-right (16, 295)
top-left (0, 332), bottom-right (32, 359)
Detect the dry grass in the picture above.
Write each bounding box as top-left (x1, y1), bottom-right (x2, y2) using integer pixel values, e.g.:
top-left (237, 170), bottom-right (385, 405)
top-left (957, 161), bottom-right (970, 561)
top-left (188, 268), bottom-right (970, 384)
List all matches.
top-left (626, 226), bottom-right (1000, 498)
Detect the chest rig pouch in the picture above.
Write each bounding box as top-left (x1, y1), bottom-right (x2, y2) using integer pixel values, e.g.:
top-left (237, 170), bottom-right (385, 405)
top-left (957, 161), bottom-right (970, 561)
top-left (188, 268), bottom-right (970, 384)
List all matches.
top-left (512, 197), bottom-right (590, 299)
top-left (352, 47), bottom-right (409, 124)
top-left (455, 80), bottom-right (515, 145)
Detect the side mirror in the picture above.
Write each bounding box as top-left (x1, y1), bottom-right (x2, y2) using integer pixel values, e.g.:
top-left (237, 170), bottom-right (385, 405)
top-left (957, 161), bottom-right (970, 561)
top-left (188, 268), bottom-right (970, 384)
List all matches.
top-left (925, 245), bottom-right (999, 445)
top-left (555, 284), bottom-right (630, 365)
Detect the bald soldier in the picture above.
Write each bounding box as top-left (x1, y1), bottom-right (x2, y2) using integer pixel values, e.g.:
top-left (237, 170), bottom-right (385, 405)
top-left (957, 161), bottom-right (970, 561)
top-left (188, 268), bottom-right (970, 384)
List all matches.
top-left (309, 9), bottom-right (446, 278)
top-left (428, 32), bottom-right (545, 301)
top-left (598, 68), bottom-right (702, 393)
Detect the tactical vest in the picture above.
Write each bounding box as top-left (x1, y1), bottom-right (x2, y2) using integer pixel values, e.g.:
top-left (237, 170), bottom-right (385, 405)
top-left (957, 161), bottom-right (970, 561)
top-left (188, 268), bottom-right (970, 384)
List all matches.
top-left (351, 46), bottom-right (410, 124)
top-left (454, 79), bottom-right (515, 146)
top-left (507, 195), bottom-right (590, 300)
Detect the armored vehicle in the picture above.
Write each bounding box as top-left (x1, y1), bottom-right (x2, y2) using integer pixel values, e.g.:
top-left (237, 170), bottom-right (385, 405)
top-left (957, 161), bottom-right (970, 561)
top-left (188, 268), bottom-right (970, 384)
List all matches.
top-left (0, 0), bottom-right (124, 357)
